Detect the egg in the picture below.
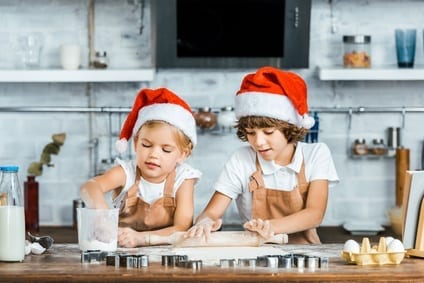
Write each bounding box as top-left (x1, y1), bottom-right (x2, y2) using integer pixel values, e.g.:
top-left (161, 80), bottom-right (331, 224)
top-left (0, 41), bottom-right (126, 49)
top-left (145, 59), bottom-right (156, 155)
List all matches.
top-left (385, 236), bottom-right (394, 247)
top-left (343, 239), bottom-right (360, 253)
top-left (31, 242), bottom-right (46, 255)
top-left (25, 240), bottom-right (32, 255)
top-left (387, 239), bottom-right (405, 252)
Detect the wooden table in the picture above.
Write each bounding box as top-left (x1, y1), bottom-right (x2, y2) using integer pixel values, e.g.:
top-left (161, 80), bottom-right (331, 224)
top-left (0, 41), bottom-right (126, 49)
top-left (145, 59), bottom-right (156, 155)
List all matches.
top-left (1, 243), bottom-right (423, 282)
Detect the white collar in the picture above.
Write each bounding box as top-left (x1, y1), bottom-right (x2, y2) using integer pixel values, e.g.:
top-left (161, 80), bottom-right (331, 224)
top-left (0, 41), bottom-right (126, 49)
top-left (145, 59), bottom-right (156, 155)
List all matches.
top-left (257, 143), bottom-right (303, 175)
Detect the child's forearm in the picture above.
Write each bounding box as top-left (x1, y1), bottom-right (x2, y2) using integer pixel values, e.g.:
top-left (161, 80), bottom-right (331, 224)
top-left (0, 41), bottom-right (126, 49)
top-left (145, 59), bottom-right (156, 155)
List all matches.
top-left (269, 208), bottom-right (324, 235)
top-left (80, 178), bottom-right (109, 209)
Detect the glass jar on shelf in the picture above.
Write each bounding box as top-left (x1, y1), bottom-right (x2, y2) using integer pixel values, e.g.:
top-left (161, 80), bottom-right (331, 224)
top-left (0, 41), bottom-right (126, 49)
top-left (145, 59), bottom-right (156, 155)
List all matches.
top-left (194, 107), bottom-right (217, 130)
top-left (343, 35), bottom-right (371, 68)
top-left (93, 51), bottom-right (109, 69)
top-left (369, 138), bottom-right (388, 156)
top-left (351, 138), bottom-right (368, 156)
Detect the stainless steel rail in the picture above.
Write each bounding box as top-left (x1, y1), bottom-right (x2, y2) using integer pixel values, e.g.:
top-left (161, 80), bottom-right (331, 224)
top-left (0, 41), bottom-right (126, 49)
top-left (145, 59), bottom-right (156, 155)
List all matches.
top-left (0, 107), bottom-right (131, 113)
top-left (1, 106), bottom-right (424, 114)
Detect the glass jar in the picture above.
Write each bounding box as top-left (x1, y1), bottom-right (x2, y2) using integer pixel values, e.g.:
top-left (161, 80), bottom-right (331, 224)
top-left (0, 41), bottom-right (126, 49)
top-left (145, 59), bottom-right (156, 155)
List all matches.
top-left (352, 139), bottom-right (368, 156)
top-left (369, 138), bottom-right (388, 156)
top-left (0, 165), bottom-right (25, 262)
top-left (194, 107), bottom-right (217, 130)
top-left (93, 51), bottom-right (109, 69)
top-left (343, 35), bottom-right (371, 68)
top-left (217, 106), bottom-right (236, 130)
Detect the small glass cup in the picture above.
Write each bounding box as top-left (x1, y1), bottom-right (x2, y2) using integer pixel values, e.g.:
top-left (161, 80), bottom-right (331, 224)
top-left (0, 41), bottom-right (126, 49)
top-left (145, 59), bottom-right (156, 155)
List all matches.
top-left (18, 34), bottom-right (44, 69)
top-left (395, 29), bottom-right (416, 68)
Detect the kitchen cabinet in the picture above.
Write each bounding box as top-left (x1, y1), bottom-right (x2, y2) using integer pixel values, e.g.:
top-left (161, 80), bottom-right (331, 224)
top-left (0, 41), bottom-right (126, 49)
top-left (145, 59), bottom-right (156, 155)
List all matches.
top-left (0, 69), bottom-right (155, 83)
top-left (1, 243), bottom-right (423, 282)
top-left (318, 66), bottom-right (424, 81)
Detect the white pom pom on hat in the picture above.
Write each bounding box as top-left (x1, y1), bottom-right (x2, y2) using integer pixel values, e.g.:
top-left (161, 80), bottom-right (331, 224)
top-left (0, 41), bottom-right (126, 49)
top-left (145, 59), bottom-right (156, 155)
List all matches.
top-left (234, 66), bottom-right (315, 129)
top-left (116, 88), bottom-right (197, 154)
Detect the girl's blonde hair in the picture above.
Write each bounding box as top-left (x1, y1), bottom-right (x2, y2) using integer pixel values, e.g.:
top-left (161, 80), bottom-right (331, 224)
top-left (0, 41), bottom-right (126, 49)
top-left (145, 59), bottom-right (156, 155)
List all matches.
top-left (135, 120), bottom-right (194, 156)
top-left (236, 116), bottom-right (308, 144)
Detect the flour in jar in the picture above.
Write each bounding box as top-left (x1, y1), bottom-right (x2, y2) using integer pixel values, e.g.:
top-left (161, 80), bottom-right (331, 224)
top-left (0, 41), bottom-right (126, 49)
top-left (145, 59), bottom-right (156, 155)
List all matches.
top-left (79, 239), bottom-right (117, 252)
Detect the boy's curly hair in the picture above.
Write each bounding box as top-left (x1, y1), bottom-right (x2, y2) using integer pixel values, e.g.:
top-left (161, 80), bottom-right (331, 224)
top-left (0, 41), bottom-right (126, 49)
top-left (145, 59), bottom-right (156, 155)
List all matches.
top-left (236, 116), bottom-right (308, 144)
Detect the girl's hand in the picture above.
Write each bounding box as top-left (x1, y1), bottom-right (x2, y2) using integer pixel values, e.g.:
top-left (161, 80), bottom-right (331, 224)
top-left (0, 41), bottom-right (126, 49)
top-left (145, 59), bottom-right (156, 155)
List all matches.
top-left (184, 217), bottom-right (222, 242)
top-left (118, 227), bottom-right (147, 248)
top-left (243, 218), bottom-right (274, 240)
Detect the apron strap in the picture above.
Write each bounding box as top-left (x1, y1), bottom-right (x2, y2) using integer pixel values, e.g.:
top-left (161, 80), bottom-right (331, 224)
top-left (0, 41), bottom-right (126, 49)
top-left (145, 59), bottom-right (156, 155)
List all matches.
top-left (249, 157), bottom-right (264, 192)
top-left (163, 170), bottom-right (176, 207)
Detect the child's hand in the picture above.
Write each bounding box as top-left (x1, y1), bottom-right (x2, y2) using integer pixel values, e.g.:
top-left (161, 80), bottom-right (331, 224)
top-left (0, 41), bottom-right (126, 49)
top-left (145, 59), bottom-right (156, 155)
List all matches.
top-left (184, 217), bottom-right (222, 242)
top-left (93, 216), bottom-right (117, 243)
top-left (118, 227), bottom-right (145, 248)
top-left (243, 218), bottom-right (274, 240)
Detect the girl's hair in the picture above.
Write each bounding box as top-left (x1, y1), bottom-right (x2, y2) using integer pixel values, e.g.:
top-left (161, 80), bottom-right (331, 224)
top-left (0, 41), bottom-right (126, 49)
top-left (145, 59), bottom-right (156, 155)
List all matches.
top-left (135, 120), bottom-right (194, 156)
top-left (236, 116), bottom-right (308, 144)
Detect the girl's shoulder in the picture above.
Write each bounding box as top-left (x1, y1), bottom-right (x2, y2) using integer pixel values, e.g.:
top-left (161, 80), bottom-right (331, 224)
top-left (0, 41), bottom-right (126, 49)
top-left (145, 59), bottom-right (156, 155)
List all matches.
top-left (176, 162), bottom-right (202, 180)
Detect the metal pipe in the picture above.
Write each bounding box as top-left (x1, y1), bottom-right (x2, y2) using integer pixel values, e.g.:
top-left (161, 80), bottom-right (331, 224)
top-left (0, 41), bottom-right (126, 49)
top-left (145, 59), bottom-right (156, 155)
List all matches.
top-left (2, 106), bottom-right (424, 114)
top-left (0, 106), bottom-right (131, 113)
top-left (88, 0), bottom-right (95, 68)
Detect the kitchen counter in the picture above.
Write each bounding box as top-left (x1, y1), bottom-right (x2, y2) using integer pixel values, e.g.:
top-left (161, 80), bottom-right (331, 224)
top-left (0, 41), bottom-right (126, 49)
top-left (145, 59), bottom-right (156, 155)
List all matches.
top-left (1, 243), bottom-right (424, 282)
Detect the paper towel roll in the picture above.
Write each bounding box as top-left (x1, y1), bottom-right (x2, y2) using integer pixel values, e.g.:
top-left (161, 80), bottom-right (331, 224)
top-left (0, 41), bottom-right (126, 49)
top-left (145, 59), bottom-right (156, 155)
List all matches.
top-left (396, 148), bottom-right (410, 206)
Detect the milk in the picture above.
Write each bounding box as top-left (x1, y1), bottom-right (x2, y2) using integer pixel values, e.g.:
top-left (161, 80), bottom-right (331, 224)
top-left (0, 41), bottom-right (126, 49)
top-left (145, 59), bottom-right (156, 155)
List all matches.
top-left (0, 206), bottom-right (25, 261)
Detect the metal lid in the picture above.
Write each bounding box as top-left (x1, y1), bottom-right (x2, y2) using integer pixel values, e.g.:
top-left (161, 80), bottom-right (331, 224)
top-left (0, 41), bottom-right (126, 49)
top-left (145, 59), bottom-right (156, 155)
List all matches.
top-left (343, 35), bottom-right (371, 44)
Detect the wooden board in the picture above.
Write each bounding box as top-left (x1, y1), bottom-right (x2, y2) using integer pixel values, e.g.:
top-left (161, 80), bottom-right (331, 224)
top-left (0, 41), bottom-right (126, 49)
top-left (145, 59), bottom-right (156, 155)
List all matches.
top-left (402, 171), bottom-right (424, 249)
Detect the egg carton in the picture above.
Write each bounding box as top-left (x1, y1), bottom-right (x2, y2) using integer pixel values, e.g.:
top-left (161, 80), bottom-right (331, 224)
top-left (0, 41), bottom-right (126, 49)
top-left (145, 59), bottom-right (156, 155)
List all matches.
top-left (341, 237), bottom-right (406, 266)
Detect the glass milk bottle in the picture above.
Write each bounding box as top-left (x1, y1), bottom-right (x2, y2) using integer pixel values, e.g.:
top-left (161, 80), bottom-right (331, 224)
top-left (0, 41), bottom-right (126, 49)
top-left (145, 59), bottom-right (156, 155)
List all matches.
top-left (0, 165), bottom-right (26, 262)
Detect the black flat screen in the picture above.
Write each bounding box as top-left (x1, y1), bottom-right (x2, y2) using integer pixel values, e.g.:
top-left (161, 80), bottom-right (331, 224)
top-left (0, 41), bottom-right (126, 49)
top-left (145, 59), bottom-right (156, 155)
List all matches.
top-left (176, 0), bottom-right (285, 58)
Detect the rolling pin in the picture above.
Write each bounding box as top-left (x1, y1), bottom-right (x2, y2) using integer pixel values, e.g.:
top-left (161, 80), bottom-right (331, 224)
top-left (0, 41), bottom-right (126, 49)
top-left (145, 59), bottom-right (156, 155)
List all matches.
top-left (150, 231), bottom-right (288, 247)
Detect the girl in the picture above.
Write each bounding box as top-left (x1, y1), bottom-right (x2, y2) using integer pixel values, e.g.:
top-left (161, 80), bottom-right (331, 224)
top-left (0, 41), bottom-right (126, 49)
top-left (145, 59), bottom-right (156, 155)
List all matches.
top-left (81, 88), bottom-right (201, 248)
top-left (186, 67), bottom-right (339, 244)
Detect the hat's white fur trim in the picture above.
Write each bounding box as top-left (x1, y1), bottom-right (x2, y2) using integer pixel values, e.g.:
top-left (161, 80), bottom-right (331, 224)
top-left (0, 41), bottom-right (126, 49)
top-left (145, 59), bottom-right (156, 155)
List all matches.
top-left (115, 138), bottom-right (128, 153)
top-left (132, 104), bottom-right (197, 145)
top-left (235, 92), bottom-right (314, 129)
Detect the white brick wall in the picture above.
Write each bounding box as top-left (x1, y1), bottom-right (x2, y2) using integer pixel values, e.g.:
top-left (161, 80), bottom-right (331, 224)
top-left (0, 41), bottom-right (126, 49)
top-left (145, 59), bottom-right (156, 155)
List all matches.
top-left (1, 0), bottom-right (424, 228)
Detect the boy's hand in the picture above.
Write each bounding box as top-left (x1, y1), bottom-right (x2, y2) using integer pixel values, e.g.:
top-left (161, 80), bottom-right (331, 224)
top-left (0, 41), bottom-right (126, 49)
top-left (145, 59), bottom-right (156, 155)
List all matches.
top-left (243, 218), bottom-right (274, 240)
top-left (184, 217), bottom-right (222, 242)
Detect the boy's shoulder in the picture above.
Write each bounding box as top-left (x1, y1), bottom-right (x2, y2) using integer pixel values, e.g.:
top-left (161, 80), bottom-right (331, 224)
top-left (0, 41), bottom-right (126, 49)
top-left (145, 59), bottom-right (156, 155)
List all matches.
top-left (298, 142), bottom-right (332, 158)
top-left (231, 145), bottom-right (256, 160)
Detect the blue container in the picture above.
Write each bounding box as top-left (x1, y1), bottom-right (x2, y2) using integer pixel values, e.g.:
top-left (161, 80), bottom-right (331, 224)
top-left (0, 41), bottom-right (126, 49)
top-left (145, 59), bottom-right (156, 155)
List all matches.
top-left (395, 29), bottom-right (416, 68)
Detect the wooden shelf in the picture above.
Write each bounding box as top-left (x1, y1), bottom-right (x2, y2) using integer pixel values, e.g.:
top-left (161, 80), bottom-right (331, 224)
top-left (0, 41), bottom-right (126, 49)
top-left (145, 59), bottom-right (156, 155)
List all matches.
top-left (0, 68), bottom-right (155, 83)
top-left (318, 66), bottom-right (424, 81)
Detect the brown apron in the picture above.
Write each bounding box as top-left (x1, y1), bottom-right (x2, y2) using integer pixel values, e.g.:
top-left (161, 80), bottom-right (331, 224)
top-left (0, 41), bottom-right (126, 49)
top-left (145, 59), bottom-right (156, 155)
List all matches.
top-left (249, 157), bottom-right (321, 244)
top-left (116, 170), bottom-right (176, 231)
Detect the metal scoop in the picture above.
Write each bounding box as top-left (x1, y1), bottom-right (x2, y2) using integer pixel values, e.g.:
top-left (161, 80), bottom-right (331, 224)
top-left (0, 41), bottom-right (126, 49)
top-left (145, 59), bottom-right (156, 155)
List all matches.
top-left (27, 232), bottom-right (54, 249)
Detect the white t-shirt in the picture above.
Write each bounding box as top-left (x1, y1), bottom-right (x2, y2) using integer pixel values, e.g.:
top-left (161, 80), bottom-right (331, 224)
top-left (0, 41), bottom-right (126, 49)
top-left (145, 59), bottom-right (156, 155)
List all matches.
top-left (213, 142), bottom-right (339, 223)
top-left (114, 159), bottom-right (201, 205)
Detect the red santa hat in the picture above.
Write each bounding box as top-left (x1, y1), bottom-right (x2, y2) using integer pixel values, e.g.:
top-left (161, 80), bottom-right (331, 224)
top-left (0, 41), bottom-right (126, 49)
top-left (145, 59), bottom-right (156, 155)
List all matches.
top-left (115, 88), bottom-right (197, 153)
top-left (235, 66), bottom-right (315, 129)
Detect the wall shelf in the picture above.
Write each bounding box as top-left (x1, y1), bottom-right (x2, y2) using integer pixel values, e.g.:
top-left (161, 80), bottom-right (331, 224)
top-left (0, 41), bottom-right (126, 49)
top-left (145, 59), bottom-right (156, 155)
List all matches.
top-left (0, 69), bottom-right (155, 83)
top-left (317, 66), bottom-right (424, 81)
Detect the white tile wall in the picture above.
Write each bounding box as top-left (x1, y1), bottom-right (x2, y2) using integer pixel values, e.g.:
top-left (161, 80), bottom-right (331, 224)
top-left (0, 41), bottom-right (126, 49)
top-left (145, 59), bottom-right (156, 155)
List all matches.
top-left (1, 0), bottom-right (424, 228)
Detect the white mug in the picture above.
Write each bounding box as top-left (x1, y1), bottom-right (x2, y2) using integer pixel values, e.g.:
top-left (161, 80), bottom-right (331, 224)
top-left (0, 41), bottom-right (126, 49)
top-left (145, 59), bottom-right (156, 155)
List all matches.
top-left (60, 44), bottom-right (80, 70)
